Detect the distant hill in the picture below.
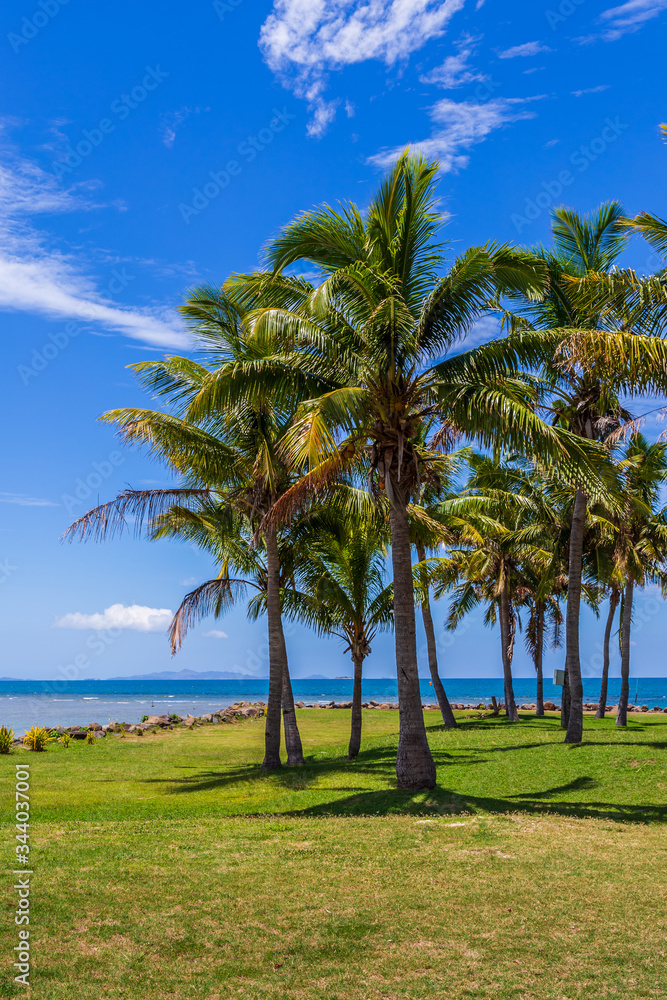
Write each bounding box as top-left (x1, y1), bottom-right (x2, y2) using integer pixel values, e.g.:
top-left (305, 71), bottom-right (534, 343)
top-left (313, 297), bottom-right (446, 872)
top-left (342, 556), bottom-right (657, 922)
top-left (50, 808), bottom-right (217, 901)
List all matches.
top-left (109, 669), bottom-right (267, 680)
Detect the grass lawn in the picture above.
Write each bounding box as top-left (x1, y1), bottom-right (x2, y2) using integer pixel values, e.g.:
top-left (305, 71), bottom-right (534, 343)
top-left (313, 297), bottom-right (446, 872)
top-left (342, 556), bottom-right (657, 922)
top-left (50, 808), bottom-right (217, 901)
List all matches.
top-left (2, 709), bottom-right (667, 998)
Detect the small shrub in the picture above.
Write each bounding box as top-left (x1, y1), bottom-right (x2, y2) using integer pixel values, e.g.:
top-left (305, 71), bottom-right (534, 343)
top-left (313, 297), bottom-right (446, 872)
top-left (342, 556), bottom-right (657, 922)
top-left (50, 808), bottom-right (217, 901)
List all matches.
top-left (23, 726), bottom-right (56, 752)
top-left (85, 731), bottom-right (96, 745)
top-left (60, 734), bottom-right (71, 748)
top-left (0, 726), bottom-right (15, 753)
top-left (141, 715), bottom-right (149, 723)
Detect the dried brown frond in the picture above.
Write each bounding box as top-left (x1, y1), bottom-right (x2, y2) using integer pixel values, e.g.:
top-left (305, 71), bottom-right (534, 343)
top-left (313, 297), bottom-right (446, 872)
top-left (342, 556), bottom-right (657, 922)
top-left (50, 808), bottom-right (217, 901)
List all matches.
top-left (62, 489), bottom-right (213, 543)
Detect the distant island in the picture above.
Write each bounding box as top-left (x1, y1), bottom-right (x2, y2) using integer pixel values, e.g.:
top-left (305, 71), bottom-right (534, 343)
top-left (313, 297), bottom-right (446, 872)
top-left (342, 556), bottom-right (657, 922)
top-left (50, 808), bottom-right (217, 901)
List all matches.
top-left (109, 669), bottom-right (266, 680)
top-left (106, 670), bottom-right (334, 681)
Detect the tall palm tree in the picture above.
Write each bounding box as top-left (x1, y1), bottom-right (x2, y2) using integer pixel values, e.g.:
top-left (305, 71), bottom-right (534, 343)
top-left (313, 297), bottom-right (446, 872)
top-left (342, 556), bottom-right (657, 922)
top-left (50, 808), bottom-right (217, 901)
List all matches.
top-left (65, 285), bottom-right (335, 770)
top-left (155, 501), bottom-right (306, 764)
top-left (283, 515), bottom-right (393, 759)
top-left (504, 202), bottom-right (667, 742)
top-left (238, 153), bottom-right (599, 788)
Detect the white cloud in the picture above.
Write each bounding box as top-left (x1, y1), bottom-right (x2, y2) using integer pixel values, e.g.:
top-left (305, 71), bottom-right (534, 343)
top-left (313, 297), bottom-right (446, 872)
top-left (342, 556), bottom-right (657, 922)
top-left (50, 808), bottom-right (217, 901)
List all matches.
top-left (259, 0), bottom-right (466, 134)
top-left (369, 96), bottom-right (542, 172)
top-left (498, 41), bottom-right (552, 58)
top-left (0, 130), bottom-right (188, 349)
top-left (598, 0), bottom-right (667, 39)
top-left (205, 630), bottom-right (229, 639)
top-left (579, 0), bottom-right (667, 41)
top-left (53, 603), bottom-right (173, 632)
top-left (571, 85), bottom-right (610, 96)
top-left (421, 33), bottom-right (486, 89)
top-left (0, 492), bottom-right (57, 507)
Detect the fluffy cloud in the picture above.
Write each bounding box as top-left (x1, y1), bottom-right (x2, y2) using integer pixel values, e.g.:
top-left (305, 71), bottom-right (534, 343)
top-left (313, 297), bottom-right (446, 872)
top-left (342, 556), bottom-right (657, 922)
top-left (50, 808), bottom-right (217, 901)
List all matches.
top-left (598, 0), bottom-right (667, 39)
top-left (369, 96), bottom-right (542, 172)
top-left (205, 630), bottom-right (229, 639)
top-left (0, 130), bottom-right (187, 349)
top-left (497, 41), bottom-right (551, 59)
top-left (53, 604), bottom-right (173, 632)
top-left (259, 0), bottom-right (466, 135)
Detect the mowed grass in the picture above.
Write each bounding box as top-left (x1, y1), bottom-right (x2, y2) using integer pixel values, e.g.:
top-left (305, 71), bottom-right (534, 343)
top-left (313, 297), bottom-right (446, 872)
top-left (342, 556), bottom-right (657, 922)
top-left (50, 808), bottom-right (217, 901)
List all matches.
top-left (2, 710), bottom-right (667, 998)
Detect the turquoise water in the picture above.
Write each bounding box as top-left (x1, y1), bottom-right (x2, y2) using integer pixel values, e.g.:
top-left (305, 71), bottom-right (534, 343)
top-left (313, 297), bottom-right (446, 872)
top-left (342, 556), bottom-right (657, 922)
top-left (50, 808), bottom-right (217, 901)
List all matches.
top-left (0, 678), bottom-right (665, 732)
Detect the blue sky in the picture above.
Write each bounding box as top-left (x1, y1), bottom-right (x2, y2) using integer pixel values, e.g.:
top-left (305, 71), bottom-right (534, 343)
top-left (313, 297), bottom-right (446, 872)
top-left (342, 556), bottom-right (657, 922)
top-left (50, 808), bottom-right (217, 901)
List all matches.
top-left (2, 0), bottom-right (667, 681)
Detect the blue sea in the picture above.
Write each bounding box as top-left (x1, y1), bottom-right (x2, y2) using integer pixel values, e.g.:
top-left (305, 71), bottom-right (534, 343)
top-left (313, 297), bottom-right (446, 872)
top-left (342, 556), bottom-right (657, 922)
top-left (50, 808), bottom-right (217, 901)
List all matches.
top-left (1, 677), bottom-right (666, 733)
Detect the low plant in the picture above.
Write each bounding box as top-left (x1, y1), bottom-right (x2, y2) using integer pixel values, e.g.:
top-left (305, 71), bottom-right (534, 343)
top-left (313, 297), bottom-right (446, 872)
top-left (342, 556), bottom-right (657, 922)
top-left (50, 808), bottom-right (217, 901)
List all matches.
top-left (60, 734), bottom-right (71, 748)
top-left (0, 726), bottom-right (15, 753)
top-left (23, 726), bottom-right (57, 752)
top-left (85, 731), bottom-right (96, 745)
top-left (141, 715), bottom-right (149, 722)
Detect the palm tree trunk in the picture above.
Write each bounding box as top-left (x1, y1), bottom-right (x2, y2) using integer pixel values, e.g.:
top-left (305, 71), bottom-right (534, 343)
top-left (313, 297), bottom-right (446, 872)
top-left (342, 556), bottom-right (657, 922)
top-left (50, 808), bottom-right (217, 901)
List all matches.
top-left (560, 666), bottom-right (570, 728)
top-left (348, 651), bottom-right (364, 760)
top-left (389, 501), bottom-right (436, 790)
top-left (499, 584), bottom-right (519, 722)
top-left (281, 658), bottom-right (304, 765)
top-left (416, 542), bottom-right (456, 728)
top-left (262, 524), bottom-right (284, 769)
top-left (565, 486), bottom-right (587, 743)
top-left (596, 590), bottom-right (619, 719)
top-left (534, 602), bottom-right (545, 717)
top-left (616, 579), bottom-right (634, 728)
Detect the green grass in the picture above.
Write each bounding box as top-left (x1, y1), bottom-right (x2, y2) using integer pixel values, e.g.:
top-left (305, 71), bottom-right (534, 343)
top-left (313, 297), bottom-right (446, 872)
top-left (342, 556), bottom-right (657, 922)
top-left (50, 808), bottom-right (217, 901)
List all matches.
top-left (2, 710), bottom-right (667, 998)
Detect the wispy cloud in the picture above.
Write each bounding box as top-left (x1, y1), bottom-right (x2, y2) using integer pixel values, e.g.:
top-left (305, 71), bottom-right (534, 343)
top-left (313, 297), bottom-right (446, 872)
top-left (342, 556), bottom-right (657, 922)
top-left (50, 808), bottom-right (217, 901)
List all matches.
top-left (205, 630), bottom-right (229, 639)
top-left (498, 41), bottom-right (552, 59)
top-left (421, 33), bottom-right (486, 89)
top-left (159, 106), bottom-right (209, 148)
top-left (369, 96), bottom-right (543, 172)
top-left (582, 0), bottom-right (667, 41)
top-left (0, 126), bottom-right (188, 349)
top-left (53, 603), bottom-right (173, 632)
top-left (0, 492), bottom-right (57, 507)
top-left (571, 85), bottom-right (610, 96)
top-left (259, 0), bottom-right (466, 136)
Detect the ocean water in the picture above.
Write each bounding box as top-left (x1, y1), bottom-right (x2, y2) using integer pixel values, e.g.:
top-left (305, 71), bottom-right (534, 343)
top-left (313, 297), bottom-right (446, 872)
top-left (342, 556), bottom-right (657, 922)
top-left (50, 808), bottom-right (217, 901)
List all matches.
top-left (0, 677), bottom-right (666, 733)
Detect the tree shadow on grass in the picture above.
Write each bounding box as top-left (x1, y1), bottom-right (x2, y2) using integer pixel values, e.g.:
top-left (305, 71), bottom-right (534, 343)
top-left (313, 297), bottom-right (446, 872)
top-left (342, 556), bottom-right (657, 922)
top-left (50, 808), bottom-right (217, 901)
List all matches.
top-left (289, 779), bottom-right (667, 824)
top-left (132, 743), bottom-right (485, 796)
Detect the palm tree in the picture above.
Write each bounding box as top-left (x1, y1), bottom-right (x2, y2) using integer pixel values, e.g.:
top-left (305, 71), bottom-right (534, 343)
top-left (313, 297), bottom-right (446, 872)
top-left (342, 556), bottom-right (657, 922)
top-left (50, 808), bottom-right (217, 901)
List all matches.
top-left (504, 202), bottom-right (667, 742)
top-left (283, 514), bottom-right (393, 758)
top-left (523, 570), bottom-right (564, 717)
top-left (155, 501), bottom-right (306, 764)
top-left (431, 453), bottom-right (566, 721)
top-left (240, 153), bottom-right (598, 788)
top-left (613, 435), bottom-right (667, 727)
top-left (65, 285), bottom-right (335, 769)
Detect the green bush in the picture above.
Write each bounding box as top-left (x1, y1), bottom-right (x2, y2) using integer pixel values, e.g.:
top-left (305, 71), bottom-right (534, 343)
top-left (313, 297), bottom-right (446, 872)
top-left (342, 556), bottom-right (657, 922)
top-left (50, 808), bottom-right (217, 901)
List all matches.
top-left (0, 726), bottom-right (14, 753)
top-left (23, 726), bottom-right (56, 752)
top-left (141, 715), bottom-right (149, 722)
top-left (85, 731), bottom-right (96, 745)
top-left (60, 734), bottom-right (71, 748)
